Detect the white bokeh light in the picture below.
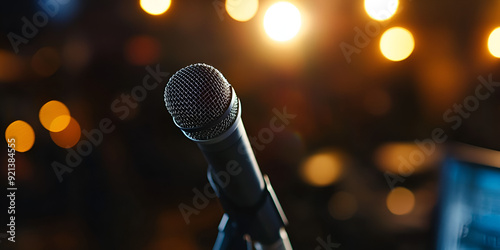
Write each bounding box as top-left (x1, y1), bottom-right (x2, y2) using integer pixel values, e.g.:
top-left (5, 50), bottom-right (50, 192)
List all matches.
top-left (140, 0), bottom-right (171, 15)
top-left (488, 27), bottom-right (500, 58)
top-left (264, 2), bottom-right (302, 42)
top-left (364, 0), bottom-right (399, 21)
top-left (380, 27), bottom-right (415, 61)
top-left (226, 0), bottom-right (259, 22)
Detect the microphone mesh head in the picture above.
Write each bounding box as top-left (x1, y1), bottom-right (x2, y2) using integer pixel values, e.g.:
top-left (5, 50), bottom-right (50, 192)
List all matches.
top-left (164, 63), bottom-right (239, 140)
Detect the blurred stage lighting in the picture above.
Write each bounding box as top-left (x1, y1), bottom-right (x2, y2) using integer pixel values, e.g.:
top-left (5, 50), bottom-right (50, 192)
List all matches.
top-left (300, 151), bottom-right (343, 187)
top-left (380, 27), bottom-right (414, 61)
top-left (39, 100), bottom-right (71, 132)
top-left (488, 27), bottom-right (500, 58)
top-left (45, 0), bottom-right (81, 23)
top-left (374, 142), bottom-right (443, 174)
top-left (364, 0), bottom-right (399, 21)
top-left (386, 187), bottom-right (415, 215)
top-left (140, 0), bottom-right (171, 15)
top-left (263, 1), bottom-right (302, 42)
top-left (50, 117), bottom-right (81, 148)
top-left (5, 120), bottom-right (35, 153)
top-left (226, 0), bottom-right (258, 22)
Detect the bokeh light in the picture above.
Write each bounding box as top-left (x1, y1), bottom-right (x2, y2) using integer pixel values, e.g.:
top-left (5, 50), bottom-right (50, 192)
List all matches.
top-left (5, 120), bottom-right (35, 153)
top-left (125, 35), bottom-right (161, 65)
top-left (300, 151), bottom-right (343, 187)
top-left (264, 2), bottom-right (302, 42)
top-left (328, 191), bottom-right (358, 220)
top-left (0, 49), bottom-right (24, 82)
top-left (50, 117), bottom-right (81, 148)
top-left (380, 27), bottom-right (415, 61)
top-left (31, 47), bottom-right (61, 77)
top-left (488, 27), bottom-right (500, 58)
top-left (386, 187), bottom-right (415, 215)
top-left (364, 0), bottom-right (399, 21)
top-left (44, 0), bottom-right (81, 23)
top-left (140, 0), bottom-right (171, 15)
top-left (226, 0), bottom-right (258, 22)
top-left (39, 100), bottom-right (71, 132)
top-left (374, 142), bottom-right (443, 174)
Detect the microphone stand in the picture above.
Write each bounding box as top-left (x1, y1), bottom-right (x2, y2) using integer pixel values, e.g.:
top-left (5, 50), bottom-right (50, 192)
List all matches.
top-left (208, 167), bottom-right (293, 250)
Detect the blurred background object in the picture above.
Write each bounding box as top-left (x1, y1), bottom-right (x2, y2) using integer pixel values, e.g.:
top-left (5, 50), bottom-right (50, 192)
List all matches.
top-left (437, 144), bottom-right (500, 249)
top-left (0, 0), bottom-right (499, 249)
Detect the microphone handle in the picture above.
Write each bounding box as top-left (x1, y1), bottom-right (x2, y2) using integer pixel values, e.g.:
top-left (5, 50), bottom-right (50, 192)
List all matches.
top-left (195, 116), bottom-right (290, 247)
top-left (196, 117), bottom-right (265, 207)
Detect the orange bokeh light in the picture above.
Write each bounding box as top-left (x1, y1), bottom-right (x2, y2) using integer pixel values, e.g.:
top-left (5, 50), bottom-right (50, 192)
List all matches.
top-left (39, 100), bottom-right (71, 132)
top-left (50, 117), bottom-right (81, 148)
top-left (386, 187), bottom-right (415, 215)
top-left (5, 120), bottom-right (35, 152)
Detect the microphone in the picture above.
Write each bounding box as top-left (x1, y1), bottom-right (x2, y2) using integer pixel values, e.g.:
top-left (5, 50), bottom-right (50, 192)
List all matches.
top-left (164, 63), bottom-right (292, 250)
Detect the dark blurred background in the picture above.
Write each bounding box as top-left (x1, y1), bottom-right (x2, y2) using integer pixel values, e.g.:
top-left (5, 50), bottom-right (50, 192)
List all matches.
top-left (0, 0), bottom-right (500, 249)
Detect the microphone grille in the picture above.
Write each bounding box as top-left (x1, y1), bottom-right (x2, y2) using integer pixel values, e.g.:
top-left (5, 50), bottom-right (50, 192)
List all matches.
top-left (164, 63), bottom-right (239, 140)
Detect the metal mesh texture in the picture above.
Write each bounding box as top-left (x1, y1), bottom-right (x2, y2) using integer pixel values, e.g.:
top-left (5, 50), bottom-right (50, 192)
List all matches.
top-left (164, 63), bottom-right (239, 140)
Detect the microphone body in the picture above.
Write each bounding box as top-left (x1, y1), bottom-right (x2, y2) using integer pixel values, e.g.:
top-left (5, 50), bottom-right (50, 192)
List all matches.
top-left (165, 63), bottom-right (291, 249)
top-left (194, 92), bottom-right (265, 208)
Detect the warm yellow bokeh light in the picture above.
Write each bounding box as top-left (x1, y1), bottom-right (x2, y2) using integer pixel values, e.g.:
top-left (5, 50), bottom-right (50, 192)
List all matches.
top-left (380, 27), bottom-right (415, 61)
top-left (140, 0), bottom-right (171, 15)
top-left (386, 187), bottom-right (415, 215)
top-left (50, 117), bottom-right (81, 148)
top-left (301, 152), bottom-right (343, 187)
top-left (488, 27), bottom-right (500, 58)
top-left (364, 0), bottom-right (399, 21)
top-left (39, 100), bottom-right (71, 132)
top-left (264, 2), bottom-right (302, 42)
top-left (374, 142), bottom-right (443, 174)
top-left (5, 120), bottom-right (35, 153)
top-left (226, 0), bottom-right (258, 22)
